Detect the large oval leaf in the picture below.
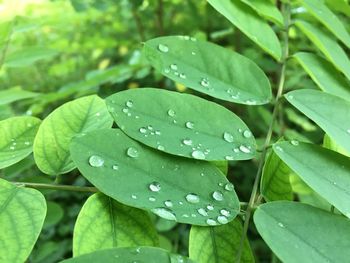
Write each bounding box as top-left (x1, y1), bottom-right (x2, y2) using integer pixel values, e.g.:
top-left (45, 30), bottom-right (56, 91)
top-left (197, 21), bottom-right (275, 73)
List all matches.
top-left (33, 95), bottom-right (113, 175)
top-left (73, 193), bottom-right (159, 256)
top-left (189, 218), bottom-right (254, 263)
top-left (285, 89), bottom-right (350, 153)
top-left (207, 0), bottom-right (282, 60)
top-left (61, 247), bottom-right (195, 263)
top-left (295, 20), bottom-right (350, 80)
top-left (0, 116), bottom-right (41, 169)
top-left (106, 88), bottom-right (256, 161)
top-left (273, 141), bottom-right (350, 218)
top-left (0, 178), bottom-right (47, 263)
top-left (300, 0), bottom-right (350, 48)
top-left (143, 37), bottom-right (271, 105)
top-left (254, 201), bottom-right (350, 263)
top-left (70, 129), bottom-right (240, 226)
top-left (241, 0), bottom-right (283, 26)
top-left (293, 52), bottom-right (350, 99)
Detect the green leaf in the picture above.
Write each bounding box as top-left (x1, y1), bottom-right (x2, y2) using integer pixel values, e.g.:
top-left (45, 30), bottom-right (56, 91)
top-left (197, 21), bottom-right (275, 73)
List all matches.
top-left (61, 247), bottom-right (195, 263)
top-left (260, 150), bottom-right (293, 202)
top-left (0, 87), bottom-right (40, 106)
top-left (273, 142), bottom-right (350, 218)
top-left (323, 134), bottom-right (349, 157)
top-left (325, 0), bottom-right (350, 16)
top-left (293, 52), bottom-right (350, 99)
top-left (33, 95), bottom-right (113, 175)
top-left (106, 88), bottom-right (256, 161)
top-left (207, 0), bottom-right (282, 60)
top-left (295, 20), bottom-right (350, 80)
top-left (241, 0), bottom-right (284, 26)
top-left (143, 37), bottom-right (272, 105)
top-left (300, 0), bottom-right (350, 48)
top-left (4, 47), bottom-right (58, 68)
top-left (43, 201), bottom-right (64, 228)
top-left (73, 193), bottom-right (159, 256)
top-left (70, 129), bottom-right (240, 226)
top-left (254, 201), bottom-right (350, 263)
top-left (285, 89), bottom-right (350, 153)
top-left (0, 116), bottom-right (41, 169)
top-left (189, 218), bottom-right (254, 263)
top-left (0, 178), bottom-right (47, 263)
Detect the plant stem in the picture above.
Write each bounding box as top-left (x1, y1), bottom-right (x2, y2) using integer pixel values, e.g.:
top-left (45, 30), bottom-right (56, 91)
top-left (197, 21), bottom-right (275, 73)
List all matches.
top-left (156, 0), bottom-right (164, 35)
top-left (13, 182), bottom-right (98, 192)
top-left (236, 3), bottom-right (291, 262)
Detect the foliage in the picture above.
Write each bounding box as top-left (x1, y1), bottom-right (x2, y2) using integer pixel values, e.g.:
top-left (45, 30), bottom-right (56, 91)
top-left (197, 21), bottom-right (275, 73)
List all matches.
top-left (0, 0), bottom-right (349, 262)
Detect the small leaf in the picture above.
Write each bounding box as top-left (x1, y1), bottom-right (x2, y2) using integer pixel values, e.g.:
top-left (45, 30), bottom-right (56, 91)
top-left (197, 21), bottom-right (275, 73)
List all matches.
top-left (0, 87), bottom-right (40, 106)
top-left (106, 88), bottom-right (256, 161)
top-left (285, 89), bottom-right (350, 153)
top-left (295, 20), bottom-right (350, 80)
top-left (260, 150), bottom-right (293, 202)
top-left (323, 134), bottom-right (349, 157)
top-left (70, 129), bottom-right (240, 226)
top-left (33, 95), bottom-right (113, 175)
top-left (61, 247), bottom-right (195, 263)
top-left (254, 201), bottom-right (350, 263)
top-left (273, 142), bottom-right (350, 218)
top-left (143, 37), bottom-right (272, 104)
top-left (241, 0), bottom-right (284, 26)
top-left (0, 116), bottom-right (41, 169)
top-left (207, 0), bottom-right (282, 60)
top-left (189, 218), bottom-right (254, 263)
top-left (4, 47), bottom-right (58, 67)
top-left (0, 178), bottom-right (47, 263)
top-left (73, 193), bottom-right (159, 256)
top-left (293, 52), bottom-right (350, 99)
top-left (300, 0), bottom-right (350, 48)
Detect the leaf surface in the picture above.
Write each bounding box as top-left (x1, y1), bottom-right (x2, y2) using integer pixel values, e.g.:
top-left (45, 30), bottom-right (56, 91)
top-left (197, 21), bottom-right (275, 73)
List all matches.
top-left (0, 87), bottom-right (40, 106)
top-left (4, 47), bottom-right (58, 67)
top-left (242, 0), bottom-right (283, 26)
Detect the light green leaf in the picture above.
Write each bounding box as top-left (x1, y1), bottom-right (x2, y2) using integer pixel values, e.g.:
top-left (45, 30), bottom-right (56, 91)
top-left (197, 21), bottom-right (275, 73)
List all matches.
top-left (260, 150), bottom-right (293, 202)
top-left (241, 0), bottom-right (284, 26)
top-left (300, 0), bottom-right (350, 48)
top-left (254, 201), bottom-right (350, 263)
top-left (273, 142), bottom-right (350, 218)
top-left (0, 178), bottom-right (47, 263)
top-left (293, 52), bottom-right (350, 99)
top-left (33, 95), bottom-right (113, 175)
top-left (0, 116), bottom-right (41, 169)
top-left (0, 87), bottom-right (40, 106)
top-left (325, 0), bottom-right (350, 16)
top-left (61, 247), bottom-right (195, 263)
top-left (106, 88), bottom-right (256, 161)
top-left (73, 193), bottom-right (159, 256)
top-left (70, 129), bottom-right (240, 226)
top-left (207, 0), bottom-right (282, 60)
top-left (323, 134), bottom-right (349, 157)
top-left (4, 47), bottom-right (59, 68)
top-left (189, 218), bottom-right (254, 263)
top-left (295, 20), bottom-right (350, 80)
top-left (143, 37), bottom-right (271, 104)
top-left (285, 89), bottom-right (350, 153)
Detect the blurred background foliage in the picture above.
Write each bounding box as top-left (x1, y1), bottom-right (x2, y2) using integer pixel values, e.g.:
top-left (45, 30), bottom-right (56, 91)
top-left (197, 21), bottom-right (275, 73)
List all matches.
top-left (0, 0), bottom-right (348, 262)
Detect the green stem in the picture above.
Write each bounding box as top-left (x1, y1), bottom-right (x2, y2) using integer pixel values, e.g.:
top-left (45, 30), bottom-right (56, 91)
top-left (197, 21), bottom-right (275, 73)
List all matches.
top-left (13, 182), bottom-right (98, 192)
top-left (235, 3), bottom-right (291, 262)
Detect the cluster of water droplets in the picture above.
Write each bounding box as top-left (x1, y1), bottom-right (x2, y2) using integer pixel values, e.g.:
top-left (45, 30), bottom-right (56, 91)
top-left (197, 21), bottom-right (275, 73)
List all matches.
top-left (222, 129), bottom-right (254, 160)
top-left (8, 138), bottom-right (31, 152)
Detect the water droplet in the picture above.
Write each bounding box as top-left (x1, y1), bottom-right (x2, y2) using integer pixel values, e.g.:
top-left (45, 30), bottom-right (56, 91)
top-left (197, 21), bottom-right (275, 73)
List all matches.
top-left (126, 100), bottom-right (133, 107)
top-left (170, 64), bottom-right (178, 70)
top-left (164, 68), bottom-right (170, 74)
top-left (147, 125), bottom-right (153, 130)
top-left (10, 146), bottom-right (15, 150)
top-left (155, 130), bottom-right (161, 135)
top-left (246, 99), bottom-right (257, 105)
top-left (127, 147), bottom-right (139, 158)
top-left (185, 193), bottom-right (200, 203)
top-left (139, 127), bottom-right (147, 134)
top-left (122, 108), bottom-right (129, 114)
top-left (217, 215), bottom-right (228, 224)
top-left (151, 208), bottom-right (177, 221)
top-left (291, 140), bottom-right (299, 146)
top-left (233, 148), bottom-right (239, 153)
top-left (288, 95), bottom-right (294, 100)
top-left (200, 78), bottom-right (210, 87)
top-left (112, 165), bottom-right (119, 170)
top-left (149, 182), bottom-right (161, 192)
top-left (149, 197), bottom-right (156, 202)
top-left (278, 222), bottom-right (285, 228)
top-left (164, 200), bottom-right (173, 208)
top-left (207, 204), bottom-right (214, 210)
top-left (197, 208), bottom-right (208, 216)
top-left (131, 194), bottom-right (137, 199)
top-left (206, 219), bottom-right (217, 226)
top-left (158, 43), bottom-right (169, 53)
top-left (347, 129), bottom-right (350, 134)
top-left (157, 145), bottom-right (165, 151)
top-left (24, 141), bottom-right (30, 146)
top-left (220, 209), bottom-right (230, 217)
top-left (182, 138), bottom-right (193, 146)
top-left (275, 146), bottom-right (284, 152)
top-left (89, 155), bottom-right (104, 167)
top-left (223, 132), bottom-right (234, 143)
top-left (192, 150), bottom-right (205, 160)
top-left (167, 109), bottom-right (176, 117)
top-left (212, 191), bottom-right (224, 201)
top-left (179, 73), bottom-right (186, 79)
top-left (225, 155), bottom-right (234, 161)
top-left (239, 145), bottom-right (251, 154)
top-left (243, 130), bottom-right (252, 138)
top-left (224, 183), bottom-right (234, 191)
top-left (185, 121), bottom-right (194, 129)
top-left (191, 51), bottom-right (196, 55)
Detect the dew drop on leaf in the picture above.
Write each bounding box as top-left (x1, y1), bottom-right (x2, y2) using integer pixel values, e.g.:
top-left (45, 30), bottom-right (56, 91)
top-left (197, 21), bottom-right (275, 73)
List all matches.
top-left (157, 145), bottom-right (165, 151)
top-left (151, 208), bottom-right (177, 221)
top-left (167, 109), bottom-right (176, 117)
top-left (243, 130), bottom-right (252, 138)
top-left (225, 155), bottom-right (234, 161)
top-left (197, 208), bottom-right (208, 216)
top-left (206, 218), bottom-right (217, 226)
top-left (164, 200), bottom-right (173, 208)
top-left (224, 183), bottom-right (234, 191)
top-left (212, 191), bottom-right (224, 201)
top-left (207, 204), bottom-right (214, 210)
top-left (223, 132), bottom-right (234, 143)
top-left (217, 215), bottom-right (228, 224)
top-left (220, 209), bottom-right (230, 217)
top-left (185, 193), bottom-right (200, 203)
top-left (278, 222), bottom-right (285, 228)
top-left (185, 121), bottom-right (194, 129)
top-left (112, 165), bottom-right (119, 170)
top-left (131, 194), bottom-right (137, 199)
top-left (127, 147), bottom-right (139, 158)
top-left (88, 155), bottom-right (104, 167)
top-left (139, 127), bottom-right (147, 134)
top-left (149, 182), bottom-right (161, 192)
top-left (158, 43), bottom-right (169, 53)
top-left (182, 138), bottom-right (193, 146)
top-left (179, 73), bottom-right (186, 79)
top-left (149, 197), bottom-right (156, 202)
top-left (191, 150), bottom-right (205, 160)
top-left (126, 100), bottom-right (133, 107)
top-left (200, 78), bottom-right (210, 87)
top-left (170, 64), bottom-right (178, 70)
top-left (290, 140), bottom-right (299, 146)
top-left (239, 145), bottom-right (251, 153)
